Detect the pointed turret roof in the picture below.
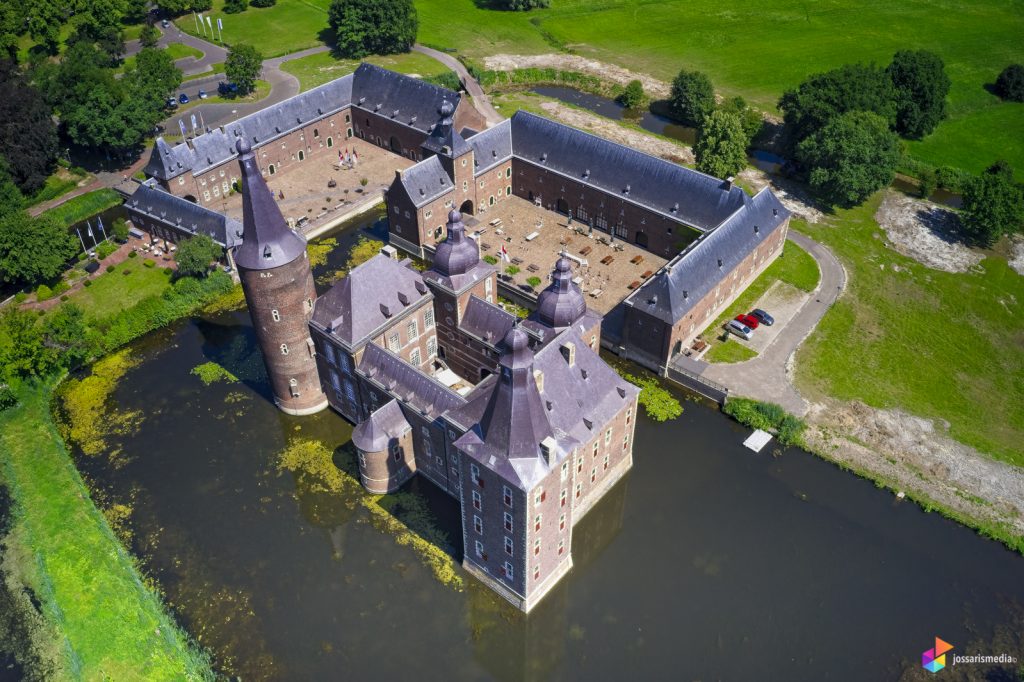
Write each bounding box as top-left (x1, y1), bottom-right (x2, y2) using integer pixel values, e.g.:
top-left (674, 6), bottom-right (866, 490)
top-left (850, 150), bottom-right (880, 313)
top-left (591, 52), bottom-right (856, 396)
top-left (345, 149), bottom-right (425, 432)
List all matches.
top-left (421, 99), bottom-right (472, 158)
top-left (432, 209), bottom-right (480, 277)
top-left (534, 253), bottom-right (586, 329)
top-left (233, 138), bottom-right (307, 271)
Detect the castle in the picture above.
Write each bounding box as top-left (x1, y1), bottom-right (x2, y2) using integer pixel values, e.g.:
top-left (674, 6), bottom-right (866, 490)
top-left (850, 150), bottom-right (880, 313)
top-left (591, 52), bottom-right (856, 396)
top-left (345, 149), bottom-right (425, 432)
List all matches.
top-left (136, 64), bottom-right (794, 610)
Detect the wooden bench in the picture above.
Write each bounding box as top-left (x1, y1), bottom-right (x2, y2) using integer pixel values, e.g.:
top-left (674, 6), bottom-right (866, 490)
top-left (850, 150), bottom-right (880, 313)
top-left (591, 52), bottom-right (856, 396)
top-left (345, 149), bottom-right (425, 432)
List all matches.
top-left (579, 246), bottom-right (592, 256)
top-left (642, 269), bottom-right (653, 278)
top-left (511, 257), bottom-right (524, 265)
top-left (630, 255), bottom-right (644, 265)
top-left (527, 264), bottom-right (540, 273)
top-left (628, 280), bottom-right (641, 290)
top-left (481, 243), bottom-right (491, 251)
top-left (600, 255), bottom-right (614, 265)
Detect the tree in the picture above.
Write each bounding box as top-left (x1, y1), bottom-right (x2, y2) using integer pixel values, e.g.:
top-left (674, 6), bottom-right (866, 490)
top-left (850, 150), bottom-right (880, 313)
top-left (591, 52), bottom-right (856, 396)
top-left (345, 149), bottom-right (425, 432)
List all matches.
top-left (111, 218), bottom-right (130, 242)
top-left (42, 303), bottom-right (96, 370)
top-left (960, 162), bottom-right (1024, 247)
top-left (694, 110), bottom-right (748, 180)
top-left (129, 46), bottom-right (182, 100)
top-left (492, 0), bottom-right (549, 10)
top-left (225, 43), bottom-right (263, 95)
top-left (250, 0), bottom-right (277, 6)
top-left (224, 0), bottom-right (247, 14)
top-left (669, 69), bottom-right (715, 127)
top-left (0, 308), bottom-right (51, 379)
top-left (718, 95), bottom-right (763, 145)
top-left (995, 64), bottom-right (1024, 102)
top-left (778, 63), bottom-right (897, 153)
top-left (0, 161), bottom-right (24, 221)
top-left (24, 0), bottom-right (64, 54)
top-left (886, 50), bottom-right (950, 139)
top-left (0, 61), bottom-right (59, 194)
top-left (796, 110), bottom-right (901, 208)
top-left (619, 79), bottom-right (644, 109)
top-left (139, 23), bottom-right (159, 48)
top-left (174, 234), bottom-right (222, 277)
top-left (0, 212), bottom-right (78, 285)
top-left (327, 0), bottom-right (418, 59)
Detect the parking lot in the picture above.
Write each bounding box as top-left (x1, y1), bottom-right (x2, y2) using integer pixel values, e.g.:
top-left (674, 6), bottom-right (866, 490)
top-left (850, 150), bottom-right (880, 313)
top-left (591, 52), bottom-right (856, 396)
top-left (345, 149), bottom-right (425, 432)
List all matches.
top-left (729, 281), bottom-right (811, 354)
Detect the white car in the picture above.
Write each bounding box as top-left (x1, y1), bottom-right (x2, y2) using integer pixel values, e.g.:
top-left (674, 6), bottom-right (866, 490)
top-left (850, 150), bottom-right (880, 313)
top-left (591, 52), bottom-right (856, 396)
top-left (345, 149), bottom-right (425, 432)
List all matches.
top-left (726, 319), bottom-right (753, 340)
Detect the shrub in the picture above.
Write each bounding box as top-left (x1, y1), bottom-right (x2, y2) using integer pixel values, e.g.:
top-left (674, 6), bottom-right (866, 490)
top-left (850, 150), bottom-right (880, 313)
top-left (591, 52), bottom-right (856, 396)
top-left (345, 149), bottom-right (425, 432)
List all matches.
top-left (994, 64), bottom-right (1024, 102)
top-left (35, 284), bottom-right (53, 301)
top-left (526, 276), bottom-right (542, 288)
top-left (111, 218), bottom-right (130, 242)
top-left (360, 177), bottom-right (369, 186)
top-left (83, 280), bottom-right (92, 287)
top-left (722, 398), bottom-right (806, 446)
top-left (619, 79), bottom-right (645, 109)
top-left (139, 23), bottom-right (159, 48)
top-left (224, 0), bottom-right (247, 13)
top-left (13, 292), bottom-right (26, 303)
top-left (163, 267), bottom-right (173, 275)
top-left (59, 295), bottom-right (68, 302)
top-left (128, 251), bottom-right (138, 258)
top-left (250, 0), bottom-right (276, 6)
top-left (483, 254), bottom-right (498, 265)
top-left (143, 259), bottom-right (155, 268)
top-left (106, 265), bottom-right (115, 273)
top-left (0, 384), bottom-right (17, 411)
top-left (669, 69), bottom-right (715, 126)
top-left (505, 265), bottom-right (520, 276)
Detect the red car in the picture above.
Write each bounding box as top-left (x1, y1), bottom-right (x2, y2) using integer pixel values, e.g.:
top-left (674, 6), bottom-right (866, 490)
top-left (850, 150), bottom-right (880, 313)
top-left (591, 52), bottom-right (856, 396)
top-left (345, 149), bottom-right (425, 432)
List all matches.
top-left (735, 313), bottom-right (759, 329)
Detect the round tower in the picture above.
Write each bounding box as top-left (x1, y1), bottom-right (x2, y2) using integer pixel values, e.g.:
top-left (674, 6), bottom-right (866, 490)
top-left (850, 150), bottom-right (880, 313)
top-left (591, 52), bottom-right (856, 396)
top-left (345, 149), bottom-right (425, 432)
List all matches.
top-left (535, 253), bottom-right (586, 329)
top-left (432, 210), bottom-right (480, 277)
top-left (233, 138), bottom-right (327, 415)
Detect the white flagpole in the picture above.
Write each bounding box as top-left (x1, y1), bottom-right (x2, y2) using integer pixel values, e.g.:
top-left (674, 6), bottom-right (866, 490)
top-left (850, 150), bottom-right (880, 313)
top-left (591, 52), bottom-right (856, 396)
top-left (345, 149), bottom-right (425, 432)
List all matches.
top-left (193, 12), bottom-right (199, 33)
top-left (217, 18), bottom-right (223, 43)
top-left (76, 227), bottom-right (88, 256)
top-left (206, 16), bottom-right (212, 34)
top-left (198, 13), bottom-right (206, 36)
top-left (97, 216), bottom-right (107, 241)
top-left (198, 109), bottom-right (206, 132)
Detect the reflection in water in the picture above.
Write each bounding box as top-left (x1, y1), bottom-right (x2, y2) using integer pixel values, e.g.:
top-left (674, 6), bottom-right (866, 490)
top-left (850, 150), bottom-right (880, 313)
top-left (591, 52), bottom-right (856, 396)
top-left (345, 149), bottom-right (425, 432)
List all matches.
top-left (65, 220), bottom-right (1024, 681)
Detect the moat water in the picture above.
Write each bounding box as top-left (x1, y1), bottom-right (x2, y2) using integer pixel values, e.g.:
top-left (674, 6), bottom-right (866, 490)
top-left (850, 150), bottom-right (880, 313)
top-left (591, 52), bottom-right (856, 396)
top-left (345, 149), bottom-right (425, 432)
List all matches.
top-left (70, 215), bottom-right (1024, 680)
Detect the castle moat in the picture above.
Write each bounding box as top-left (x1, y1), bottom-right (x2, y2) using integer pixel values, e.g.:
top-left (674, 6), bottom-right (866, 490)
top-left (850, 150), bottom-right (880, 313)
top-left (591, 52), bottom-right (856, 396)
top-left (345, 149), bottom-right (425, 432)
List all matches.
top-left (67, 217), bottom-right (1024, 681)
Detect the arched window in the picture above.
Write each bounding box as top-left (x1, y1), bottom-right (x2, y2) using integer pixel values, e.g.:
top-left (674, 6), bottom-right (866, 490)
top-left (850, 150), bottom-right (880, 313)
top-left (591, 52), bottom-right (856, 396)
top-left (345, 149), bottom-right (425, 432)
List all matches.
top-left (298, 150), bottom-right (305, 161)
top-left (280, 344), bottom-right (289, 355)
top-left (268, 164), bottom-right (276, 175)
top-left (313, 128), bottom-right (320, 138)
top-left (271, 309), bottom-right (280, 322)
top-left (326, 137), bottom-right (333, 148)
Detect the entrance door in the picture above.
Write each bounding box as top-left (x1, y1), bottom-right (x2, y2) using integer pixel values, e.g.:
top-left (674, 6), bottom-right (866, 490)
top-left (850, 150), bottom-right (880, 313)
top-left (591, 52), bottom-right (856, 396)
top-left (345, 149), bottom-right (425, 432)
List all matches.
top-left (556, 197), bottom-right (570, 215)
top-left (390, 136), bottom-right (402, 154)
top-left (635, 231), bottom-right (648, 248)
top-left (459, 199), bottom-right (474, 216)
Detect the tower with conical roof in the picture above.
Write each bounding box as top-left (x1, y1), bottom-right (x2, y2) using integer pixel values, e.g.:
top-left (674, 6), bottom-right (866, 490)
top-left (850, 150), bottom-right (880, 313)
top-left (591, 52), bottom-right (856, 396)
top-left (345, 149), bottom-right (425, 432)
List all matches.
top-left (234, 138), bottom-right (327, 415)
top-left (534, 253), bottom-right (586, 330)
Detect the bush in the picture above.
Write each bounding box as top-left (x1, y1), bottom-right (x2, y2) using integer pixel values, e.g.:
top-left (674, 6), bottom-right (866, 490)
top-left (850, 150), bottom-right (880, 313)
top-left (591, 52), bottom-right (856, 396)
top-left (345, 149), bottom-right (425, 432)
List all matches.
top-left (224, 0), bottom-right (247, 13)
top-left (616, 369), bottom-right (682, 422)
top-left (83, 279), bottom-right (92, 287)
top-left (483, 254), bottom-right (498, 265)
top-left (619, 79), bottom-right (645, 109)
top-left (128, 251), bottom-right (138, 259)
top-left (59, 295), bottom-right (68, 302)
top-left (424, 71), bottom-right (461, 92)
top-left (505, 265), bottom-right (520, 276)
top-left (360, 177), bottom-right (369, 186)
top-left (35, 284), bottom-right (53, 301)
top-left (111, 219), bottom-right (129, 242)
top-left (669, 69), bottom-right (715, 126)
top-left (526, 276), bottom-right (542, 288)
top-left (250, 0), bottom-right (276, 6)
top-left (13, 292), bottom-right (26, 303)
top-left (994, 64), bottom-right (1024, 102)
top-left (0, 384), bottom-right (17, 411)
top-left (52, 281), bottom-right (69, 296)
top-left (139, 24), bottom-right (159, 48)
top-left (106, 265), bottom-right (115, 273)
top-left (143, 259), bottom-right (155, 268)
top-left (722, 398), bottom-right (806, 446)
top-left (96, 241), bottom-right (118, 260)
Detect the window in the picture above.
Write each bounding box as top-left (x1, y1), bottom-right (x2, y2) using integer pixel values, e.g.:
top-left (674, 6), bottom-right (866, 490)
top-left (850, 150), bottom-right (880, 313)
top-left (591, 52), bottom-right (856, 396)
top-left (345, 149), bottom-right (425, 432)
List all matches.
top-left (462, 181), bottom-right (468, 191)
top-left (485, 277), bottom-right (492, 295)
top-left (576, 456), bottom-right (583, 474)
top-left (623, 435), bottom-right (629, 451)
top-left (425, 210), bottom-right (432, 219)
top-left (471, 463), bottom-right (481, 486)
top-left (388, 332), bottom-right (400, 352)
top-left (435, 456), bottom-right (443, 467)
top-left (472, 490), bottom-right (482, 511)
top-left (534, 538), bottom-right (541, 556)
top-left (626, 408), bottom-right (632, 425)
top-left (427, 336), bottom-right (437, 358)
top-left (534, 565), bottom-right (540, 580)
top-left (504, 561), bottom-right (513, 580)
top-left (424, 309), bottom-right (434, 329)
top-left (203, 190), bottom-right (210, 201)
top-left (506, 185), bottom-right (512, 196)
top-left (591, 468), bottom-right (597, 483)
top-left (534, 515), bottom-right (541, 532)
top-left (559, 513), bottom-right (566, 531)
top-left (479, 180), bottom-right (485, 189)
top-left (410, 348), bottom-right (421, 366)
top-left (313, 128), bottom-right (319, 138)
top-left (307, 339), bottom-right (316, 358)
top-left (558, 539), bottom-right (565, 555)
top-left (534, 489), bottom-right (543, 506)
top-left (475, 540), bottom-right (484, 558)
top-left (560, 489), bottom-right (567, 507)
top-left (473, 515), bottom-right (483, 534)
top-left (178, 177), bottom-right (185, 185)
top-left (504, 511), bottom-right (513, 532)
top-left (504, 537), bottom-right (513, 556)
top-left (489, 195), bottom-right (495, 206)
top-left (561, 462), bottom-right (568, 481)
top-left (391, 444), bottom-right (401, 461)
top-left (358, 452), bottom-right (366, 467)
top-left (503, 486), bottom-right (513, 507)
top-left (506, 167), bottom-right (512, 178)
top-left (592, 442), bottom-right (599, 458)
top-left (575, 482), bottom-right (582, 499)
top-left (604, 454), bottom-right (610, 470)
top-left (268, 164), bottom-right (276, 175)
top-left (280, 343), bottom-right (289, 355)
top-left (407, 319), bottom-right (419, 341)
top-left (327, 137), bottom-right (333, 148)
top-left (393, 205), bottom-right (400, 215)
top-left (604, 428), bottom-right (612, 445)
top-left (271, 309), bottom-right (280, 322)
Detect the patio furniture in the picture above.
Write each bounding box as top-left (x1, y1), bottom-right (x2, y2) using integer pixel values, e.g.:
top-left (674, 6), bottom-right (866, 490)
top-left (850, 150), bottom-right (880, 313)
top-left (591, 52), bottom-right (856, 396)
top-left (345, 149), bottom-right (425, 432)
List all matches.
top-left (600, 255), bottom-right (614, 265)
top-left (579, 246), bottom-right (592, 256)
top-left (642, 270), bottom-right (653, 278)
top-left (527, 264), bottom-right (540, 273)
top-left (628, 280), bottom-right (641, 290)
top-left (630, 255), bottom-right (644, 265)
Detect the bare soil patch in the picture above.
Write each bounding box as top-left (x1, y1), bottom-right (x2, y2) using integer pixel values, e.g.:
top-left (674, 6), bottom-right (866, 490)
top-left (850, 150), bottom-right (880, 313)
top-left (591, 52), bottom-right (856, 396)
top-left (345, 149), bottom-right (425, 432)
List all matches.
top-left (484, 53), bottom-right (672, 98)
top-left (1008, 234), bottom-right (1024, 276)
top-left (537, 100), bottom-right (692, 164)
top-left (804, 398), bottom-right (1024, 539)
top-left (873, 190), bottom-right (982, 273)
top-left (737, 168), bottom-right (827, 224)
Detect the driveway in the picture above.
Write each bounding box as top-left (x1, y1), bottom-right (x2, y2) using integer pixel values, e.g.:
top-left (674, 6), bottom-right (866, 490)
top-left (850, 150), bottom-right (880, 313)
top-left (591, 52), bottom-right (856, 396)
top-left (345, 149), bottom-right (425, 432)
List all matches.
top-left (693, 231), bottom-right (847, 415)
top-left (125, 25), bottom-right (227, 77)
top-left (413, 44), bottom-right (504, 127)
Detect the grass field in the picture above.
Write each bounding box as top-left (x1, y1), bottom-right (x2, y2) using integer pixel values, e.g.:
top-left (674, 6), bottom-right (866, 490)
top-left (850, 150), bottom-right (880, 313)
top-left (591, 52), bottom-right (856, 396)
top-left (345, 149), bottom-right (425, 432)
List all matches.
top-left (0, 383), bottom-right (211, 680)
top-left (42, 189), bottom-right (122, 227)
top-left (70, 265), bottom-right (174, 322)
top-left (794, 195), bottom-right (1024, 466)
top-left (175, 0), bottom-right (332, 58)
top-left (184, 62), bottom-right (225, 81)
top-left (416, 0), bottom-right (1024, 176)
top-left (22, 169), bottom-right (87, 209)
top-left (281, 51), bottom-right (453, 91)
top-left (700, 240), bottom-right (820, 358)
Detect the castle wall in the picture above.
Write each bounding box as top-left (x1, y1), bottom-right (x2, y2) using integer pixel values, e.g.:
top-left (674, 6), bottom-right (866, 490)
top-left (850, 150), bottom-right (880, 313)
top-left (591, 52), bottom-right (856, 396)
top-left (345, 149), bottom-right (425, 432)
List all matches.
top-left (239, 251), bottom-right (327, 415)
top-left (356, 425), bottom-right (416, 494)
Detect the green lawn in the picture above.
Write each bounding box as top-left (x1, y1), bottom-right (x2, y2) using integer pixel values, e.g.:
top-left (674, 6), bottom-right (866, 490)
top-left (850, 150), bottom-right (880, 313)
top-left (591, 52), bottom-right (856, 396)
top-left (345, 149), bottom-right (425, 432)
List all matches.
top-left (174, 0), bottom-right (332, 58)
top-left (0, 383), bottom-right (211, 680)
top-left (700, 239), bottom-right (820, 356)
top-left (415, 0), bottom-right (1024, 176)
top-left (794, 195), bottom-right (1024, 466)
top-left (165, 42), bottom-right (204, 61)
top-left (281, 50), bottom-right (454, 91)
top-left (122, 23), bottom-right (146, 41)
top-left (22, 169), bottom-right (87, 209)
top-left (183, 62), bottom-right (225, 81)
top-left (69, 264), bottom-right (174, 322)
top-left (42, 189), bottom-right (122, 227)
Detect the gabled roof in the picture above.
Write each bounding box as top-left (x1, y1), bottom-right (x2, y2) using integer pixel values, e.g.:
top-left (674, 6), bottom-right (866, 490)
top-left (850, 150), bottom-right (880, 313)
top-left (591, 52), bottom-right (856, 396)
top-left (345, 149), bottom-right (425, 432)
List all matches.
top-left (398, 155), bottom-right (454, 208)
top-left (459, 295), bottom-right (517, 346)
top-left (143, 137), bottom-right (196, 181)
top-left (421, 99), bottom-right (472, 158)
top-left (352, 399), bottom-right (410, 452)
top-left (126, 181), bottom-right (242, 248)
top-left (351, 63), bottom-right (460, 135)
top-left (509, 111), bottom-right (747, 230)
top-left (358, 343), bottom-right (466, 419)
top-left (469, 119), bottom-right (512, 175)
top-left (311, 254), bottom-right (431, 348)
top-left (234, 139), bottom-right (307, 271)
top-left (626, 187), bottom-right (790, 323)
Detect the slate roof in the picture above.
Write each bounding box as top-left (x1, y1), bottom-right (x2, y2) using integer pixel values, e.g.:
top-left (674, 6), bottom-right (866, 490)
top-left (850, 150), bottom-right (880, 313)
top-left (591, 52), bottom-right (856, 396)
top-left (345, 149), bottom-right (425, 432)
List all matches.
top-left (311, 254), bottom-right (431, 348)
top-left (430, 209), bottom-right (480, 277)
top-left (508, 111), bottom-right (747, 231)
top-left (351, 398), bottom-right (410, 452)
top-left (143, 137), bottom-right (197, 181)
top-left (459, 295), bottom-right (517, 346)
top-left (468, 119), bottom-right (512, 174)
top-left (126, 181), bottom-right (242, 248)
top-left (397, 155), bottom-right (454, 209)
top-left (421, 100), bottom-right (472, 158)
top-left (351, 63), bottom-right (461, 135)
top-left (534, 254), bottom-right (586, 329)
top-left (358, 343), bottom-right (466, 419)
top-left (626, 187), bottom-right (790, 323)
top-left (234, 139), bottom-right (308, 271)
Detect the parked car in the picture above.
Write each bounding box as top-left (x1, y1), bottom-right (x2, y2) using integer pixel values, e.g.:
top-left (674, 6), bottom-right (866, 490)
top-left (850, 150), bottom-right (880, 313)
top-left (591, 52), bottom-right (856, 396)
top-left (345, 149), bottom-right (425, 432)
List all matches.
top-left (751, 308), bottom-right (775, 326)
top-left (726, 320), bottom-right (753, 340)
top-left (166, 97), bottom-right (177, 108)
top-left (161, 19), bottom-right (169, 28)
top-left (178, 93), bottom-right (190, 104)
top-left (736, 313), bottom-right (760, 330)
top-left (197, 89), bottom-right (208, 99)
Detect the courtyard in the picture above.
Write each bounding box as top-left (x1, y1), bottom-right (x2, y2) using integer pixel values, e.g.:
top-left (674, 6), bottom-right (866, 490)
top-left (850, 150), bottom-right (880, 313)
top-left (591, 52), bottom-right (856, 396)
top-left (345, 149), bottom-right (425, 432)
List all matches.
top-left (463, 196), bottom-right (667, 315)
top-left (218, 137), bottom-right (413, 231)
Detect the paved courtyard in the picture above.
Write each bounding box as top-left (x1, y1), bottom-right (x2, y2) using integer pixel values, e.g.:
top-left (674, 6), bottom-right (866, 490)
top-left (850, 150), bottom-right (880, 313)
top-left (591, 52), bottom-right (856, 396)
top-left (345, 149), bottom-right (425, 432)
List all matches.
top-left (466, 197), bottom-right (666, 315)
top-left (220, 138), bottom-right (412, 229)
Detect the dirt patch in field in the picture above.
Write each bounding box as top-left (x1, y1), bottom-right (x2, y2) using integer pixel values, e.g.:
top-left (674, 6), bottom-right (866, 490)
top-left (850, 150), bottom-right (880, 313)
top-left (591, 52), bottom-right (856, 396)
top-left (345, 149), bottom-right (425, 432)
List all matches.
top-left (1008, 235), bottom-right (1024, 276)
top-left (537, 100), bottom-right (693, 164)
top-left (804, 399), bottom-right (1024, 539)
top-left (737, 168), bottom-right (827, 224)
top-left (485, 53), bottom-right (672, 98)
top-left (873, 190), bottom-right (982, 273)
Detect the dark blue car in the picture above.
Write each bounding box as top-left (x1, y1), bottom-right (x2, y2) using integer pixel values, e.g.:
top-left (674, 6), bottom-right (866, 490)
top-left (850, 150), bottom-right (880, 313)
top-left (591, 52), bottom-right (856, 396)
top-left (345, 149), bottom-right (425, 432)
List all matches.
top-left (751, 308), bottom-right (775, 326)
top-left (178, 93), bottom-right (190, 104)
top-left (217, 81), bottom-right (238, 96)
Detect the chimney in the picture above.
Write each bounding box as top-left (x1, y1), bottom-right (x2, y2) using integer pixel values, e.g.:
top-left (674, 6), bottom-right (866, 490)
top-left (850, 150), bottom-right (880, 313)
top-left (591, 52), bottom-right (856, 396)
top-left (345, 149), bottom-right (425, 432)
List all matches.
top-left (754, 225), bottom-right (760, 234)
top-left (395, 169), bottom-right (403, 181)
top-left (773, 208), bottom-right (779, 217)
top-left (717, 258), bottom-right (723, 269)
top-left (533, 369), bottom-right (544, 393)
top-left (723, 176), bottom-right (734, 190)
top-left (540, 436), bottom-right (557, 466)
top-left (397, 291), bottom-right (410, 306)
top-left (560, 341), bottom-right (576, 367)
top-left (380, 303), bottom-right (392, 318)
top-left (683, 290), bottom-right (688, 299)
top-left (583, 417), bottom-right (593, 430)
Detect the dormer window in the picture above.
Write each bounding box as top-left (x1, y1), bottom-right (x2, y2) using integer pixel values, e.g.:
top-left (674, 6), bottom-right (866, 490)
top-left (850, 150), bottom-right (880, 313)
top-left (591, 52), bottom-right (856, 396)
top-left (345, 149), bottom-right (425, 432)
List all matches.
top-left (263, 245), bottom-right (273, 259)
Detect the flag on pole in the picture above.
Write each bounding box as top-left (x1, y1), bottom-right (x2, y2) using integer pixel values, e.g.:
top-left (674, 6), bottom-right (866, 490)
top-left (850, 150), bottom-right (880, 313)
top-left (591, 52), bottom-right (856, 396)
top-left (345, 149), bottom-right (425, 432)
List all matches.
top-left (206, 16), bottom-right (212, 30)
top-left (500, 244), bottom-right (510, 262)
top-left (197, 13), bottom-right (205, 35)
top-left (217, 17), bottom-right (223, 30)
top-left (87, 223), bottom-right (94, 240)
top-left (178, 119), bottom-right (187, 138)
top-left (97, 216), bottom-right (105, 237)
top-left (190, 113), bottom-right (198, 132)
